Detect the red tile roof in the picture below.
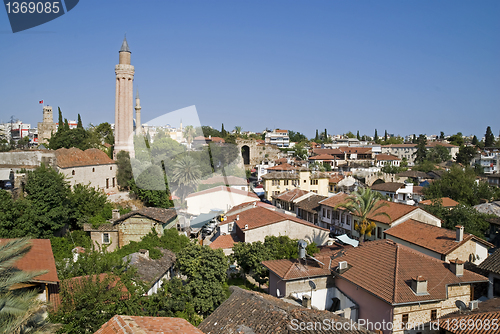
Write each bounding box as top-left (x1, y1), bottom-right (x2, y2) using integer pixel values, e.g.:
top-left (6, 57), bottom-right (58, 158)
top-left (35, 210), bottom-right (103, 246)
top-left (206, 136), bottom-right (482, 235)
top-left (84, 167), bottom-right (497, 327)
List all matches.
top-left (275, 129), bottom-right (288, 133)
top-left (329, 174), bottom-right (345, 183)
top-left (272, 188), bottom-right (309, 202)
top-left (225, 206), bottom-right (329, 232)
top-left (94, 315), bottom-right (204, 334)
top-left (420, 197), bottom-right (460, 207)
top-left (384, 219), bottom-right (493, 255)
top-left (375, 154), bottom-right (400, 161)
top-left (55, 147), bottom-right (115, 168)
top-left (209, 234), bottom-right (240, 250)
top-left (224, 201), bottom-right (275, 217)
top-left (330, 240), bottom-right (487, 305)
top-left (438, 299), bottom-right (500, 334)
top-left (210, 137), bottom-right (225, 143)
top-left (312, 148), bottom-right (344, 156)
top-left (185, 186), bottom-right (259, 199)
top-left (308, 154), bottom-right (337, 160)
top-left (370, 182), bottom-right (405, 192)
top-left (320, 194), bottom-right (418, 225)
top-left (0, 239), bottom-right (58, 284)
top-left (266, 163), bottom-right (297, 171)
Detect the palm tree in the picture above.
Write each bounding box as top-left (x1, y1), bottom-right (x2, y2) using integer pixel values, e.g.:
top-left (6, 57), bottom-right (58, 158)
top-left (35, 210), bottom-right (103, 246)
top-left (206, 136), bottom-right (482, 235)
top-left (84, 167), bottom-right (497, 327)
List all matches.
top-left (234, 126), bottom-right (242, 135)
top-left (335, 188), bottom-right (391, 242)
top-left (171, 155), bottom-right (202, 202)
top-left (0, 238), bottom-right (48, 334)
top-left (183, 125), bottom-right (196, 149)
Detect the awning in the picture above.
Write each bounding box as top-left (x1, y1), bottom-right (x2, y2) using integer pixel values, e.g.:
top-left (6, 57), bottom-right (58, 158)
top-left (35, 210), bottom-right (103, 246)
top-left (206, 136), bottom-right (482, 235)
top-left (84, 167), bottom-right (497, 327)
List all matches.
top-left (0, 169), bottom-right (12, 181)
top-left (336, 234), bottom-right (359, 247)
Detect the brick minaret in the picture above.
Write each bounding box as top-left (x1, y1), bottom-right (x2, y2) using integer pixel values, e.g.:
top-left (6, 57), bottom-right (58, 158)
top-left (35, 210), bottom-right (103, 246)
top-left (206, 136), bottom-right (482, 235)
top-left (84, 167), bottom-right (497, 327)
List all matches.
top-left (114, 36), bottom-right (135, 159)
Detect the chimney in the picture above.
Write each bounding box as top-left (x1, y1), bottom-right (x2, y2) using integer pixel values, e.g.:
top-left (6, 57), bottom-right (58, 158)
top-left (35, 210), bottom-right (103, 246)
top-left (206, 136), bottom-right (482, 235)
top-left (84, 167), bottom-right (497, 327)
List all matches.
top-left (450, 259), bottom-right (464, 277)
top-left (456, 225), bottom-right (464, 242)
top-left (302, 295), bottom-right (311, 309)
top-left (411, 276), bottom-right (427, 295)
top-left (236, 215), bottom-right (239, 221)
top-left (138, 249), bottom-right (149, 259)
top-left (112, 209), bottom-right (120, 220)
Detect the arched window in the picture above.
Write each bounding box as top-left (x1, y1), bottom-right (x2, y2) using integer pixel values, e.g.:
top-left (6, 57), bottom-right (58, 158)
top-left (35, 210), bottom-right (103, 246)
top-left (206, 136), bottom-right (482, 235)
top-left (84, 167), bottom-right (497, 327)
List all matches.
top-left (72, 170), bottom-right (75, 175)
top-left (92, 168), bottom-right (95, 172)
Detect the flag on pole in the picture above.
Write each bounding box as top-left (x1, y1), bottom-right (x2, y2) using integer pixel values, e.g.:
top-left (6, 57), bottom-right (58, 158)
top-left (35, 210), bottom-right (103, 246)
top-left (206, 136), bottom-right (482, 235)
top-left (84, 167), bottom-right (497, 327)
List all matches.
top-left (39, 100), bottom-right (43, 104)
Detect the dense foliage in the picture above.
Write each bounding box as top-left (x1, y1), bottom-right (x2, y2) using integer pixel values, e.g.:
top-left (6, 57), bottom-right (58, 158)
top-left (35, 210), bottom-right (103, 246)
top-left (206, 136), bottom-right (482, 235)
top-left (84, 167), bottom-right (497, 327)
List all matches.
top-left (423, 166), bottom-right (500, 206)
top-left (232, 235), bottom-right (319, 286)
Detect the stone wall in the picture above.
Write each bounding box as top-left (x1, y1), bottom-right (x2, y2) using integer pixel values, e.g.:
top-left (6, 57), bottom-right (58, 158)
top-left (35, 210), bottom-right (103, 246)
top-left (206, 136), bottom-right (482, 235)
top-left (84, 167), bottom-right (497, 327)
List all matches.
top-left (118, 217), bottom-right (163, 248)
top-left (0, 151), bottom-right (56, 169)
top-left (59, 163), bottom-right (117, 192)
top-left (236, 139), bottom-right (282, 167)
top-left (90, 231), bottom-right (119, 252)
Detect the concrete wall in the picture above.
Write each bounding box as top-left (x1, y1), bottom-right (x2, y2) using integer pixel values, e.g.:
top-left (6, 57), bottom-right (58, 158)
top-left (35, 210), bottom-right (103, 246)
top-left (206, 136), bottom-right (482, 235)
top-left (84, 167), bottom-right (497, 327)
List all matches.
top-left (243, 219), bottom-right (330, 245)
top-left (335, 278), bottom-right (394, 334)
top-left (90, 231), bottom-right (119, 252)
top-left (59, 164), bottom-right (117, 192)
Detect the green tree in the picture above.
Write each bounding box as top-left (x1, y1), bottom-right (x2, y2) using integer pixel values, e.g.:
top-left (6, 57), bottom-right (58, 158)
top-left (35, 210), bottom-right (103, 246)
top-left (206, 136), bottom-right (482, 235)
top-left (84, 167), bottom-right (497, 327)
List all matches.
top-left (24, 164), bottom-right (72, 238)
top-left (69, 184), bottom-right (113, 228)
top-left (423, 165), bottom-right (500, 206)
top-left (77, 114), bottom-right (83, 129)
top-left (384, 130), bottom-right (388, 142)
top-left (423, 200), bottom-right (491, 239)
top-left (170, 155), bottom-right (202, 203)
top-left (448, 132), bottom-right (464, 146)
top-left (374, 129), bottom-right (379, 143)
top-left (130, 165), bottom-right (172, 208)
top-left (356, 131), bottom-right (360, 140)
top-left (440, 131), bottom-right (445, 140)
top-left (485, 126), bottom-right (495, 147)
top-left (413, 134), bottom-right (428, 164)
top-left (176, 243), bottom-right (228, 315)
top-left (288, 131), bottom-right (307, 143)
top-left (471, 135), bottom-right (479, 147)
top-left (93, 122), bottom-right (114, 145)
top-left (334, 188), bottom-right (390, 242)
top-left (345, 131), bottom-right (355, 139)
top-left (221, 124), bottom-right (227, 138)
top-left (183, 125), bottom-right (196, 148)
top-left (116, 151), bottom-right (133, 190)
top-left (314, 129), bottom-right (320, 142)
top-left (455, 145), bottom-right (477, 165)
top-left (0, 238), bottom-right (48, 334)
top-left (426, 145), bottom-right (451, 163)
top-left (234, 126), bottom-right (242, 135)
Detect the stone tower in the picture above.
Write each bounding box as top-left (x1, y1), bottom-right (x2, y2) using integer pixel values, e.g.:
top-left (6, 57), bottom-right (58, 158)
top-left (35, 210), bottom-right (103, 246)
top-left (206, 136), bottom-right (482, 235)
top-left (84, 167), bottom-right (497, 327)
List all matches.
top-left (134, 89), bottom-right (142, 135)
top-left (37, 106), bottom-right (56, 145)
top-left (114, 36), bottom-right (135, 159)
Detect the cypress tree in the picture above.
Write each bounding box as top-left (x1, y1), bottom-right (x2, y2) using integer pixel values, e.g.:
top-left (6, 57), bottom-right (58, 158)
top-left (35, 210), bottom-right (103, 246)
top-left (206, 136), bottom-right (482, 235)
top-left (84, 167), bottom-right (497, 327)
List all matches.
top-left (356, 131), bottom-right (360, 140)
top-left (374, 129), bottom-right (378, 142)
top-left (315, 129), bottom-right (319, 142)
top-left (384, 130), bottom-right (388, 142)
top-left (472, 135), bottom-right (478, 146)
top-left (64, 118), bottom-right (70, 131)
top-left (77, 114), bottom-right (83, 129)
top-left (57, 107), bottom-right (64, 133)
top-left (485, 126), bottom-right (495, 147)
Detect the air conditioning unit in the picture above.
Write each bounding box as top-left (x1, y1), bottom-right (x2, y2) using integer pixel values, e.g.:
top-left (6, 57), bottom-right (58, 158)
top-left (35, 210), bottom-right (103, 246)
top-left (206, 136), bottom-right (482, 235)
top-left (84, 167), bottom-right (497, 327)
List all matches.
top-left (339, 261), bottom-right (348, 270)
top-left (469, 300), bottom-right (479, 311)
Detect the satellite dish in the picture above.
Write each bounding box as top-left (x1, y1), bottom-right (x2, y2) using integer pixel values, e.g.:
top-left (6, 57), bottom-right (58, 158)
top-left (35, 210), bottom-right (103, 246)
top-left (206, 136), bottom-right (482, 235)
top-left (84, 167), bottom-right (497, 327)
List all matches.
top-left (308, 280), bottom-right (316, 290)
top-left (456, 300), bottom-right (467, 312)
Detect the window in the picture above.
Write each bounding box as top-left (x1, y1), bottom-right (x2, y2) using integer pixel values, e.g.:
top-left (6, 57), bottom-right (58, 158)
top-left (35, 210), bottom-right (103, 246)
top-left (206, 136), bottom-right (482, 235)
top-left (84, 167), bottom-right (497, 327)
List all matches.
top-left (346, 215), bottom-right (350, 225)
top-left (106, 178), bottom-right (109, 189)
top-left (402, 314), bottom-right (409, 328)
top-left (112, 177), bottom-right (115, 188)
top-left (377, 226), bottom-right (382, 239)
top-left (322, 208), bottom-right (326, 217)
top-left (110, 166), bottom-right (112, 170)
top-left (431, 309), bottom-right (437, 321)
top-left (228, 223), bottom-right (233, 232)
top-left (92, 168), bottom-right (95, 172)
top-left (327, 210), bottom-right (330, 219)
top-left (72, 170), bottom-right (75, 175)
top-left (310, 179), bottom-right (318, 185)
top-left (284, 180), bottom-right (289, 185)
top-left (494, 278), bottom-right (500, 297)
top-left (103, 233), bottom-right (110, 244)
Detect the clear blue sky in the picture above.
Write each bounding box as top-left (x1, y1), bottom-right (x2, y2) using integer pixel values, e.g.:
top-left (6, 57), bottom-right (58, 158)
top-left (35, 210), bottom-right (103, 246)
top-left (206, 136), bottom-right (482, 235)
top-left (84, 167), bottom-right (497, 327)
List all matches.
top-left (1, 0), bottom-right (499, 138)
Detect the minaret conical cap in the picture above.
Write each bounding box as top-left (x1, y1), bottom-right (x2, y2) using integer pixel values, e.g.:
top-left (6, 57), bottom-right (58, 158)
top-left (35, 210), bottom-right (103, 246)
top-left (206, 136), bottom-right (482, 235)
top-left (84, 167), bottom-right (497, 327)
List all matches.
top-left (120, 36), bottom-right (131, 53)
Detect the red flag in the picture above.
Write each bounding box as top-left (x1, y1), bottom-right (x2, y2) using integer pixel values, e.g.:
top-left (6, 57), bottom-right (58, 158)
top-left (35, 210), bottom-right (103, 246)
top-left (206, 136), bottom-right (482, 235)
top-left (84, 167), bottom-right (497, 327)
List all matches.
top-left (39, 100), bottom-right (43, 104)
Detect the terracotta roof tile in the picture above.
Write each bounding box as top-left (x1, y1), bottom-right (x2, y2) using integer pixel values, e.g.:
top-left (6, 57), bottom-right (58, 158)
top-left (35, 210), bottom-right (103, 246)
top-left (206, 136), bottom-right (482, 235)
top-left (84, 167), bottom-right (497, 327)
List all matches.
top-left (420, 197), bottom-right (460, 207)
top-left (198, 286), bottom-right (374, 334)
top-left (330, 240), bottom-right (488, 305)
top-left (439, 299), bottom-right (500, 334)
top-left (226, 206), bottom-right (329, 232)
top-left (95, 315), bottom-right (204, 334)
top-left (375, 154), bottom-right (400, 161)
top-left (0, 239), bottom-right (58, 283)
top-left (267, 163), bottom-right (297, 171)
top-left (209, 234), bottom-right (240, 250)
top-left (383, 219), bottom-right (494, 255)
top-left (312, 148), bottom-right (344, 156)
top-left (225, 201), bottom-right (275, 217)
top-left (478, 248), bottom-right (500, 275)
top-left (272, 188), bottom-right (309, 202)
top-left (308, 154), bottom-right (337, 160)
top-left (55, 148), bottom-right (115, 168)
top-left (294, 194), bottom-right (328, 214)
top-left (370, 182), bottom-right (405, 192)
top-left (320, 194), bottom-right (418, 225)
